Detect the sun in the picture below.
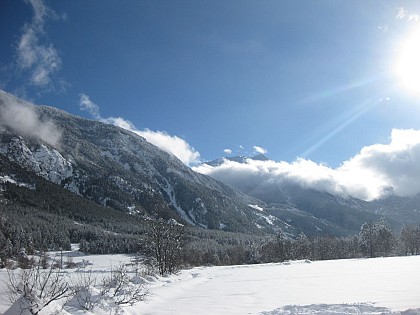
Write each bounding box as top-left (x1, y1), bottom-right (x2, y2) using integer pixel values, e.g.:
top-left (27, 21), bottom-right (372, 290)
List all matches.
top-left (395, 26), bottom-right (420, 97)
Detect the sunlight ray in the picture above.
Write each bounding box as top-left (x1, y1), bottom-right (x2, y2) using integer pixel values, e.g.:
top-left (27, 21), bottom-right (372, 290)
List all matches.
top-left (302, 77), bottom-right (378, 104)
top-left (300, 97), bottom-right (381, 159)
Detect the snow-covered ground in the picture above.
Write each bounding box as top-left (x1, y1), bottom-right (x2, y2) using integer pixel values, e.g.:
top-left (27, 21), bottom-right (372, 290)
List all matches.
top-left (1, 248), bottom-right (420, 314)
top-left (132, 256), bottom-right (420, 315)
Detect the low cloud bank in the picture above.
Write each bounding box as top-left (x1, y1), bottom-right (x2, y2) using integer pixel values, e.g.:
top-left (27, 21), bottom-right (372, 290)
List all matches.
top-left (194, 129), bottom-right (420, 201)
top-left (79, 93), bottom-right (200, 166)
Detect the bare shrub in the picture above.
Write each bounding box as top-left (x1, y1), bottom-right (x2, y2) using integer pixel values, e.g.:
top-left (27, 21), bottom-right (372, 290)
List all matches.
top-left (145, 219), bottom-right (186, 276)
top-left (101, 263), bottom-right (148, 306)
top-left (71, 269), bottom-right (100, 311)
top-left (7, 256), bottom-right (72, 314)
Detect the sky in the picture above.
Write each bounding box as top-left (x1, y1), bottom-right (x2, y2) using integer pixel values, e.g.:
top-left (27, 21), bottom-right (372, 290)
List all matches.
top-left (2, 0), bottom-right (420, 201)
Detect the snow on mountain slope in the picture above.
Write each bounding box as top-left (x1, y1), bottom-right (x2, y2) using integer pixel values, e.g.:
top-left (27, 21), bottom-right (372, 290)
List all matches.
top-left (201, 155), bottom-right (399, 235)
top-left (0, 174), bottom-right (35, 190)
top-left (0, 136), bottom-right (77, 192)
top-left (0, 90), bottom-right (286, 234)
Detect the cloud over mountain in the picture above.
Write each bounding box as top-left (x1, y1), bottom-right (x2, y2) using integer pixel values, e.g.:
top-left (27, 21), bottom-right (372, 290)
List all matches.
top-left (0, 91), bottom-right (61, 146)
top-left (79, 93), bottom-right (200, 166)
top-left (194, 129), bottom-right (420, 201)
top-left (79, 92), bottom-right (420, 199)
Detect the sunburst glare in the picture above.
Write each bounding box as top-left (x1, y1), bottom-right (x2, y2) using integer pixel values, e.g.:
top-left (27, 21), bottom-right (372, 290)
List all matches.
top-left (395, 25), bottom-right (420, 97)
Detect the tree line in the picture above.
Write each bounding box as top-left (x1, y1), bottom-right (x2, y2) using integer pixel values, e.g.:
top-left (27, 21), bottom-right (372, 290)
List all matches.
top-left (1, 177), bottom-right (420, 271)
top-left (181, 219), bottom-right (420, 267)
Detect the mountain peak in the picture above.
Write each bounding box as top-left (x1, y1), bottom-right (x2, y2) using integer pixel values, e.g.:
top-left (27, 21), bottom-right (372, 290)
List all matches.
top-left (252, 153), bottom-right (269, 161)
top-left (204, 154), bottom-right (269, 167)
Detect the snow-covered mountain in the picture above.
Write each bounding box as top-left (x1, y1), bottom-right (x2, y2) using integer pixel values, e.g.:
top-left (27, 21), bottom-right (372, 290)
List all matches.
top-left (1, 90), bottom-right (409, 237)
top-left (0, 90), bottom-right (291, 234)
top-left (202, 155), bottom-right (406, 235)
top-left (205, 154), bottom-right (269, 167)
top-left (366, 194), bottom-right (420, 224)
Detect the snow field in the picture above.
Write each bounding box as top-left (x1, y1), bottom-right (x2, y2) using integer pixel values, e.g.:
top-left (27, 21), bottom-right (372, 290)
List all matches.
top-left (0, 248), bottom-right (419, 314)
top-left (131, 256), bottom-right (420, 315)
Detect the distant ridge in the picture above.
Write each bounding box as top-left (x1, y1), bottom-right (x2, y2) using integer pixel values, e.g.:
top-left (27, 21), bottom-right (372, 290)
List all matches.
top-left (205, 153), bottom-right (269, 167)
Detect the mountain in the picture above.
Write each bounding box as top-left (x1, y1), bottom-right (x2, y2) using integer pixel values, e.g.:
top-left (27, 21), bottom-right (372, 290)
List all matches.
top-left (1, 90), bottom-right (408, 238)
top-left (0, 90), bottom-right (290, 235)
top-left (366, 194), bottom-right (420, 224)
top-left (200, 155), bottom-right (404, 235)
top-left (205, 154), bottom-right (269, 167)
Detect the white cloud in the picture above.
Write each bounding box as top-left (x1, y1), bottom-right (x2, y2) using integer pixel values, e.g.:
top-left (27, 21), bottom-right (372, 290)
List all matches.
top-left (193, 129), bottom-right (420, 201)
top-left (396, 7), bottom-right (419, 22)
top-left (377, 25), bottom-right (388, 32)
top-left (15, 0), bottom-right (63, 88)
top-left (79, 93), bottom-right (100, 119)
top-left (103, 116), bottom-right (137, 131)
top-left (224, 149), bottom-right (232, 155)
top-left (135, 129), bottom-right (200, 166)
top-left (79, 93), bottom-right (201, 166)
top-left (253, 145), bottom-right (267, 154)
top-left (0, 91), bottom-right (61, 147)
top-left (396, 7), bottom-right (407, 20)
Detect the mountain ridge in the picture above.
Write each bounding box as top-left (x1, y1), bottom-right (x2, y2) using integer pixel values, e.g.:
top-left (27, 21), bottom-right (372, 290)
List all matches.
top-left (0, 90), bottom-right (289, 235)
top-left (1, 89), bottom-right (410, 238)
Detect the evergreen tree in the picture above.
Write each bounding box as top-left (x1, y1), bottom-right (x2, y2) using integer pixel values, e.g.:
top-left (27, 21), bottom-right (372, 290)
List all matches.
top-left (400, 225), bottom-right (420, 255)
top-left (359, 222), bottom-right (377, 258)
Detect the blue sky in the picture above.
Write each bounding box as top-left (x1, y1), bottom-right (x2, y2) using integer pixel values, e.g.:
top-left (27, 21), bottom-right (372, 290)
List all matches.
top-left (2, 0), bottom-right (420, 171)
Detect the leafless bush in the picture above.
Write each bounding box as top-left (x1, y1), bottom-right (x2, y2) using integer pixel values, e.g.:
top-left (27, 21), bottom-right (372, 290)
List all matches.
top-left (131, 255), bottom-right (158, 276)
top-left (101, 263), bottom-right (148, 306)
top-left (71, 269), bottom-right (100, 311)
top-left (6, 254), bottom-right (150, 313)
top-left (7, 256), bottom-right (72, 314)
top-left (145, 219), bottom-right (186, 276)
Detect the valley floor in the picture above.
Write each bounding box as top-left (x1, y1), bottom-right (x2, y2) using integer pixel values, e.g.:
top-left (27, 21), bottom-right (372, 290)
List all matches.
top-left (1, 249), bottom-right (420, 314)
top-left (131, 256), bottom-right (420, 315)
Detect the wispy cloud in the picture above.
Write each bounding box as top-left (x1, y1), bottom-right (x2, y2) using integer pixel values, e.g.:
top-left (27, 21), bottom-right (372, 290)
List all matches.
top-left (253, 145), bottom-right (267, 154)
top-left (79, 93), bottom-right (201, 166)
top-left (396, 7), bottom-right (419, 22)
top-left (194, 129), bottom-right (420, 201)
top-left (377, 25), bottom-right (388, 33)
top-left (224, 148), bottom-right (232, 155)
top-left (15, 0), bottom-right (63, 89)
top-left (79, 93), bottom-right (100, 119)
top-left (0, 91), bottom-right (61, 146)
